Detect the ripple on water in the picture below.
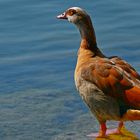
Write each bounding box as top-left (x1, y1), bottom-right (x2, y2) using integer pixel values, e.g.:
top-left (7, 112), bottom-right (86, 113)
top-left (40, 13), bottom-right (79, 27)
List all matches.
top-left (0, 0), bottom-right (140, 140)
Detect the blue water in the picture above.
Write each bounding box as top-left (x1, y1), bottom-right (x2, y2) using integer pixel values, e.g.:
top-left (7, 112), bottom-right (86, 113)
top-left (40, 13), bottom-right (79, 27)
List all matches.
top-left (0, 0), bottom-right (140, 140)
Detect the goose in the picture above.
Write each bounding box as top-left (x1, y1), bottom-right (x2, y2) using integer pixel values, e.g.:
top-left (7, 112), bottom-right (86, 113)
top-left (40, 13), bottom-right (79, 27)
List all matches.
top-left (57, 7), bottom-right (140, 138)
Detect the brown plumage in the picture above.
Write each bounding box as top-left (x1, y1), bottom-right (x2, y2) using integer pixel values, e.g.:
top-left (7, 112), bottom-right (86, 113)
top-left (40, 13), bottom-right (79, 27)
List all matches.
top-left (57, 7), bottom-right (140, 137)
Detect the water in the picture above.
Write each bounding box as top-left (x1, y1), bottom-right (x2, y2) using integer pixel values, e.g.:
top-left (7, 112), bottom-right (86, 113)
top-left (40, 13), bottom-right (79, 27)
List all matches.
top-left (0, 0), bottom-right (140, 140)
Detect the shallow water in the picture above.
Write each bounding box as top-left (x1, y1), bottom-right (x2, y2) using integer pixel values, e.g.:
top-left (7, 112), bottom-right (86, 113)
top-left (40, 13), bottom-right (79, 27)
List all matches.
top-left (0, 0), bottom-right (140, 140)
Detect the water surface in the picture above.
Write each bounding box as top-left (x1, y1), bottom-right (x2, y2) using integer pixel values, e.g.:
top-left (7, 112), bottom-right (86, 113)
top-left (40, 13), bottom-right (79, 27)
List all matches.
top-left (0, 0), bottom-right (140, 140)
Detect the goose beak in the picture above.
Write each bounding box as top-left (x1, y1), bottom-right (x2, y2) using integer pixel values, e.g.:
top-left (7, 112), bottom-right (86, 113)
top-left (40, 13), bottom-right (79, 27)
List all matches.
top-left (57, 12), bottom-right (67, 19)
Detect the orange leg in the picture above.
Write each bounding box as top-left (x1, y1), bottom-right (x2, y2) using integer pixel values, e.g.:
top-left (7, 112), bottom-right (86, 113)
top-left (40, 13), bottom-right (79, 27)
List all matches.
top-left (87, 121), bottom-right (124, 138)
top-left (97, 122), bottom-right (107, 138)
top-left (110, 121), bottom-right (124, 134)
top-left (98, 121), bottom-right (124, 137)
top-left (117, 121), bottom-right (124, 134)
top-left (87, 122), bottom-right (107, 138)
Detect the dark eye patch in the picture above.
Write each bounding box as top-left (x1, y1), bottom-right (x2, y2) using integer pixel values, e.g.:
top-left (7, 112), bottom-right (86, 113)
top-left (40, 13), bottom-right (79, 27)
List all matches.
top-left (67, 9), bottom-right (76, 16)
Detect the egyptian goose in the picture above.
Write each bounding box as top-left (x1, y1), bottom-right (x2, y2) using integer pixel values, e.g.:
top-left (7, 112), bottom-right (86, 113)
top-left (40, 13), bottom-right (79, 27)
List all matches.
top-left (57, 7), bottom-right (140, 138)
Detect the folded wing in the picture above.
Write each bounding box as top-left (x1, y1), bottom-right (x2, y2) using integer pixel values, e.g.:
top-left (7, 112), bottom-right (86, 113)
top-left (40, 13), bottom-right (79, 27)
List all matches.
top-left (81, 56), bottom-right (140, 109)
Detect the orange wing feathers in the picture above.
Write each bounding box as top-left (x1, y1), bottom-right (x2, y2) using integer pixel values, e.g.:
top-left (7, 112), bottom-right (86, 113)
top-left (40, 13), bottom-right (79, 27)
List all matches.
top-left (125, 87), bottom-right (140, 108)
top-left (81, 56), bottom-right (140, 109)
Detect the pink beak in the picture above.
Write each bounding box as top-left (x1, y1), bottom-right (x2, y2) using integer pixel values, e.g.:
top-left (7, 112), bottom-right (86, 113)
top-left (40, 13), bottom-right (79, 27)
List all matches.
top-left (57, 12), bottom-right (67, 19)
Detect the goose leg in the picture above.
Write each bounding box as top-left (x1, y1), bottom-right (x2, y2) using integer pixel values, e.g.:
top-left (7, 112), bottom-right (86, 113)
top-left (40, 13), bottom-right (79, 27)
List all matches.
top-left (97, 122), bottom-right (107, 137)
top-left (106, 121), bottom-right (124, 135)
top-left (116, 121), bottom-right (124, 134)
top-left (87, 121), bottom-right (124, 138)
top-left (87, 122), bottom-right (107, 138)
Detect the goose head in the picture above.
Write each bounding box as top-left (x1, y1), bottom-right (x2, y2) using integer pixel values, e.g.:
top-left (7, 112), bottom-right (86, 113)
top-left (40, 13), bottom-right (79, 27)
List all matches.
top-left (57, 7), bottom-right (97, 47)
top-left (57, 7), bottom-right (89, 24)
